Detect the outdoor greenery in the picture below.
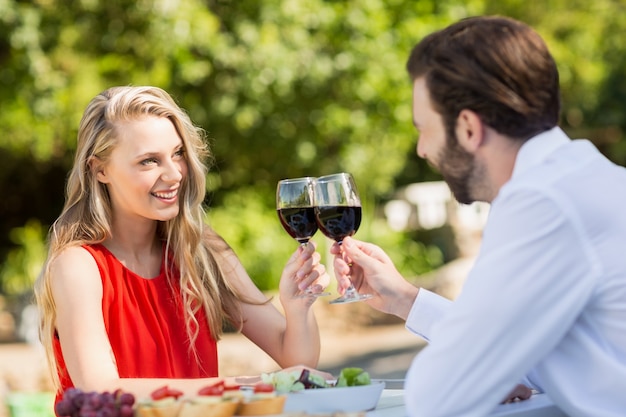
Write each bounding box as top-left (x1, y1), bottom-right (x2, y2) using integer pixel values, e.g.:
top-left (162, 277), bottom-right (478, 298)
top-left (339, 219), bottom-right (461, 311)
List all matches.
top-left (1, 0), bottom-right (625, 301)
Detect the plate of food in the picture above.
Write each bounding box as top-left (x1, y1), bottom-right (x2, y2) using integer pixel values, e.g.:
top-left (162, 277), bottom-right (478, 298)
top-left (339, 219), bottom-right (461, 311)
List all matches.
top-left (262, 367), bottom-right (385, 413)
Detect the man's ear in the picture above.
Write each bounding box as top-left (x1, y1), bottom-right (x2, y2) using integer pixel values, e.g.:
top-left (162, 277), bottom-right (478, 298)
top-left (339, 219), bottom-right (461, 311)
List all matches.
top-left (89, 156), bottom-right (108, 183)
top-left (455, 109), bottom-right (484, 152)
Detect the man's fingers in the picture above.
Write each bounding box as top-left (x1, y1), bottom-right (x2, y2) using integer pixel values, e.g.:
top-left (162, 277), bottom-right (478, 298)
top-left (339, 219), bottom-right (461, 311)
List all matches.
top-left (502, 384), bottom-right (533, 403)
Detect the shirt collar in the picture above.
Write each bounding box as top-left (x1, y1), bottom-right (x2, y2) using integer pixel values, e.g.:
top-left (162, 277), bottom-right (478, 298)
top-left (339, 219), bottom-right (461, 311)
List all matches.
top-left (511, 126), bottom-right (571, 179)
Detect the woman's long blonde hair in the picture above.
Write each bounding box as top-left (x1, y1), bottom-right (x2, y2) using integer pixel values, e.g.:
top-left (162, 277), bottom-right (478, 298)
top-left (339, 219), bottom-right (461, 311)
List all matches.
top-left (35, 86), bottom-right (243, 389)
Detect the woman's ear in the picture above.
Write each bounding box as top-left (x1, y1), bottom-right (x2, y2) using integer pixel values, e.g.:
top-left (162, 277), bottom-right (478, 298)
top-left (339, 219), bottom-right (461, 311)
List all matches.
top-left (88, 156), bottom-right (108, 183)
top-left (455, 109), bottom-right (484, 152)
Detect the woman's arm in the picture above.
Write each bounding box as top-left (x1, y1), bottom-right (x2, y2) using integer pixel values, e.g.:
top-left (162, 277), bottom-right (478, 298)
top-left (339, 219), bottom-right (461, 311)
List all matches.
top-left (220, 242), bottom-right (329, 369)
top-left (51, 246), bottom-right (122, 391)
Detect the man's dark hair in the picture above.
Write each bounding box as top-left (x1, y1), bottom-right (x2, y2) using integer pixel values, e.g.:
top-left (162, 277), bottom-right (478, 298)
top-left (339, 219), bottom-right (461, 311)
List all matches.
top-left (406, 16), bottom-right (561, 142)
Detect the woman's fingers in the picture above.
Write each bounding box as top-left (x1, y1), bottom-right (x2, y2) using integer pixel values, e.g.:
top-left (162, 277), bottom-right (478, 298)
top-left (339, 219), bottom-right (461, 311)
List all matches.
top-left (281, 242), bottom-right (330, 299)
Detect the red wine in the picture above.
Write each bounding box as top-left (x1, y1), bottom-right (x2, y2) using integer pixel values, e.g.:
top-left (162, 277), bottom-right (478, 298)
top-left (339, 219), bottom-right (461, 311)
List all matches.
top-left (277, 207), bottom-right (318, 244)
top-left (315, 206), bottom-right (362, 242)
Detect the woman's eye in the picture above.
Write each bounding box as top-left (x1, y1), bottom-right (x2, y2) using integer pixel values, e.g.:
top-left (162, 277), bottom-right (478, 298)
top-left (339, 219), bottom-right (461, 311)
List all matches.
top-left (141, 158), bottom-right (158, 165)
top-left (174, 148), bottom-right (185, 158)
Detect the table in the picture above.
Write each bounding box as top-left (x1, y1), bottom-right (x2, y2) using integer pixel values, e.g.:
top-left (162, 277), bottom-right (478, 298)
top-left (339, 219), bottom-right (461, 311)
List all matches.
top-left (367, 389), bottom-right (568, 417)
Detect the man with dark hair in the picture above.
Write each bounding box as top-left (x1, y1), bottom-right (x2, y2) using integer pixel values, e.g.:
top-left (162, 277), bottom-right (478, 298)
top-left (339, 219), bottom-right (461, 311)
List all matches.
top-left (332, 16), bottom-right (626, 416)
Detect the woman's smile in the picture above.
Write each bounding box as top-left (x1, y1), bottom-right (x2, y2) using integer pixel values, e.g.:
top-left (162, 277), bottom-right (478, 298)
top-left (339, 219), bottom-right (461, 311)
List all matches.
top-left (151, 188), bottom-right (179, 203)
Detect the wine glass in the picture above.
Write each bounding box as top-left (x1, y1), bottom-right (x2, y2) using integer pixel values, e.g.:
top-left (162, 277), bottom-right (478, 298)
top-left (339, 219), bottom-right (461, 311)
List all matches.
top-left (314, 173), bottom-right (372, 304)
top-left (276, 177), bottom-right (329, 297)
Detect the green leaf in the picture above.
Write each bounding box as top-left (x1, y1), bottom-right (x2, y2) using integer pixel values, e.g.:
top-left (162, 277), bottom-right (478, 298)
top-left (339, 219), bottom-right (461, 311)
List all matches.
top-left (336, 367), bottom-right (371, 387)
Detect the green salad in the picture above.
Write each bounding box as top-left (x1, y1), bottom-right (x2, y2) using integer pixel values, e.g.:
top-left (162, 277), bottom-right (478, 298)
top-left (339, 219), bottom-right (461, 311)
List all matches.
top-left (261, 367), bottom-right (371, 394)
top-left (335, 367), bottom-right (371, 387)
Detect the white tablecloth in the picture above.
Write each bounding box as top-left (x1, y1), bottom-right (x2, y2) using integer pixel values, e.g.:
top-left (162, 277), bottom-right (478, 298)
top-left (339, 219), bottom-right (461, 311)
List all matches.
top-left (367, 389), bottom-right (568, 417)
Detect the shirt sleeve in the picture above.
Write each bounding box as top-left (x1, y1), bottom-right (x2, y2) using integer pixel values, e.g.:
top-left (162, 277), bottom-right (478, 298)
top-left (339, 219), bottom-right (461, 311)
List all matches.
top-left (404, 188), bottom-right (598, 416)
top-left (405, 289), bottom-right (452, 341)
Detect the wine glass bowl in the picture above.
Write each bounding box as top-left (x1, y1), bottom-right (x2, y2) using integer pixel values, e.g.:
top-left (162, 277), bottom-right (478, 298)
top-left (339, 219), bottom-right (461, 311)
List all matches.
top-left (276, 177), bottom-right (328, 297)
top-left (314, 173), bottom-right (372, 304)
top-left (315, 206), bottom-right (362, 243)
top-left (314, 173), bottom-right (361, 245)
top-left (276, 177), bottom-right (318, 246)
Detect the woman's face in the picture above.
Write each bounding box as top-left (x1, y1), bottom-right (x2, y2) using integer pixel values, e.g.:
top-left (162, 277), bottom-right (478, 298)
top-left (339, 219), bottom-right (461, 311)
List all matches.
top-left (96, 116), bottom-right (188, 223)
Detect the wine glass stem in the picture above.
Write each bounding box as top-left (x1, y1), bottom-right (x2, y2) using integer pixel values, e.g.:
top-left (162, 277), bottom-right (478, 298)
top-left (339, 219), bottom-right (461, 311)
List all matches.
top-left (344, 283), bottom-right (358, 297)
top-left (337, 240), bottom-right (359, 295)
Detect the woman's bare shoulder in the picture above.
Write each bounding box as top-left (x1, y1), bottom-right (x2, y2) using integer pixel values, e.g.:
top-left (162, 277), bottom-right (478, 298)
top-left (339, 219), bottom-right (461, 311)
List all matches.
top-left (48, 245), bottom-right (101, 285)
top-left (51, 245), bottom-right (96, 265)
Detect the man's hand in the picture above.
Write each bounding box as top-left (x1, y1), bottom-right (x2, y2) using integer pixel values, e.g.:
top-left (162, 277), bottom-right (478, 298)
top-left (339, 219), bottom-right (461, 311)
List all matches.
top-left (502, 384), bottom-right (533, 403)
top-left (330, 237), bottom-right (419, 319)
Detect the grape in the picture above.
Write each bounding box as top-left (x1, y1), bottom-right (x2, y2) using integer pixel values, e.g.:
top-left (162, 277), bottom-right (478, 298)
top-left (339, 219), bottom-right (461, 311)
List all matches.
top-left (72, 391), bottom-right (86, 409)
top-left (87, 393), bottom-right (102, 409)
top-left (119, 404), bottom-right (134, 417)
top-left (98, 405), bottom-right (115, 417)
top-left (54, 399), bottom-right (74, 416)
top-left (118, 393), bottom-right (135, 406)
top-left (101, 391), bottom-right (115, 404)
top-left (57, 387), bottom-right (137, 417)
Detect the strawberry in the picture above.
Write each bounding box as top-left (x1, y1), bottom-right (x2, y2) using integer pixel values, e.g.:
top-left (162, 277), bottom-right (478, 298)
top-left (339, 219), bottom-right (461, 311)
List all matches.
top-left (150, 385), bottom-right (184, 400)
top-left (198, 384), bottom-right (224, 396)
top-left (224, 383), bottom-right (241, 391)
top-left (253, 383), bottom-right (275, 393)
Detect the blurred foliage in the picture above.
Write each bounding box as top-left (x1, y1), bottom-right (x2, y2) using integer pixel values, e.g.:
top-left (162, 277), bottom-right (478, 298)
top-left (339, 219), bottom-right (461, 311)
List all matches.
top-left (0, 0), bottom-right (625, 295)
top-left (0, 220), bottom-right (47, 296)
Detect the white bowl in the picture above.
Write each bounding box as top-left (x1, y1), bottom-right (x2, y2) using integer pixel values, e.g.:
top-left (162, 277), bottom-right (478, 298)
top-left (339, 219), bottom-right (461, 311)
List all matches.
top-left (283, 381), bottom-right (385, 413)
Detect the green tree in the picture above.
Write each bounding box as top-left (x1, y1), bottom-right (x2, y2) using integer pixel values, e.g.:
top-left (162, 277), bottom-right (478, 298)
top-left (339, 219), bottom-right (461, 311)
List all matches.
top-left (1, 0), bottom-right (625, 296)
top-left (0, 220), bottom-right (47, 296)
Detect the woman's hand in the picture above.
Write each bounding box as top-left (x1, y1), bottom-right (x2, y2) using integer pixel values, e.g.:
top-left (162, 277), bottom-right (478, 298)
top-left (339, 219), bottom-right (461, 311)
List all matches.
top-left (279, 241), bottom-right (330, 305)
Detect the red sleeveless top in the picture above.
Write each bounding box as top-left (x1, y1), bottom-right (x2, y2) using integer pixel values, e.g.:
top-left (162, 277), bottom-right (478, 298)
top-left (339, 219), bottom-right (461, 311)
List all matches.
top-left (53, 244), bottom-right (219, 399)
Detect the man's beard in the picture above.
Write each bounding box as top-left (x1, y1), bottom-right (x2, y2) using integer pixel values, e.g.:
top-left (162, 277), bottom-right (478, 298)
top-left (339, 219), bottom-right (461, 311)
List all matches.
top-left (437, 134), bottom-right (480, 205)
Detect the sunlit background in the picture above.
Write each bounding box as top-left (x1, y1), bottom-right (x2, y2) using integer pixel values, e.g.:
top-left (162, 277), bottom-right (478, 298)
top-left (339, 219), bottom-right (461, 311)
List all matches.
top-left (1, 0), bottom-right (625, 414)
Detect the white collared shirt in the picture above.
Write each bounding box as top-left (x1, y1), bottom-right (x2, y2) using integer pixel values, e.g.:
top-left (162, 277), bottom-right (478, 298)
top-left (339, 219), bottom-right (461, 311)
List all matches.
top-left (404, 127), bottom-right (626, 417)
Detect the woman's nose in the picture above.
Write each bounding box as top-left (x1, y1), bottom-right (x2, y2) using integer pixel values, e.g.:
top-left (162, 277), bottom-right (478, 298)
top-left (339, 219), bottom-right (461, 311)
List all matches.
top-left (162, 159), bottom-right (184, 182)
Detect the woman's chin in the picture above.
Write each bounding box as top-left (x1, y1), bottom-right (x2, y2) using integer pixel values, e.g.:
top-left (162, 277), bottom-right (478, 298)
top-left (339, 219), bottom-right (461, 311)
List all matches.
top-left (153, 207), bottom-right (180, 222)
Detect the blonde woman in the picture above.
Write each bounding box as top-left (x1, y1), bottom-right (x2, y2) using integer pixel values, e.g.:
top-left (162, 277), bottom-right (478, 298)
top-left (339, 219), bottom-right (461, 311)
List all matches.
top-left (35, 86), bottom-right (330, 403)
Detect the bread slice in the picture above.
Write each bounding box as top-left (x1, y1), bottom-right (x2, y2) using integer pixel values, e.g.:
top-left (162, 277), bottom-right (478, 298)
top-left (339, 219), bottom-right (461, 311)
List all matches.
top-left (178, 399), bottom-right (238, 417)
top-left (236, 395), bottom-right (286, 416)
top-left (135, 400), bottom-right (182, 417)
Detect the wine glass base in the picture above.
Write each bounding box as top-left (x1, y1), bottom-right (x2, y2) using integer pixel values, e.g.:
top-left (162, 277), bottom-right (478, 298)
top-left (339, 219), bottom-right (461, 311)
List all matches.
top-left (296, 291), bottom-right (331, 299)
top-left (329, 293), bottom-right (373, 304)
top-left (296, 284), bottom-right (331, 298)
